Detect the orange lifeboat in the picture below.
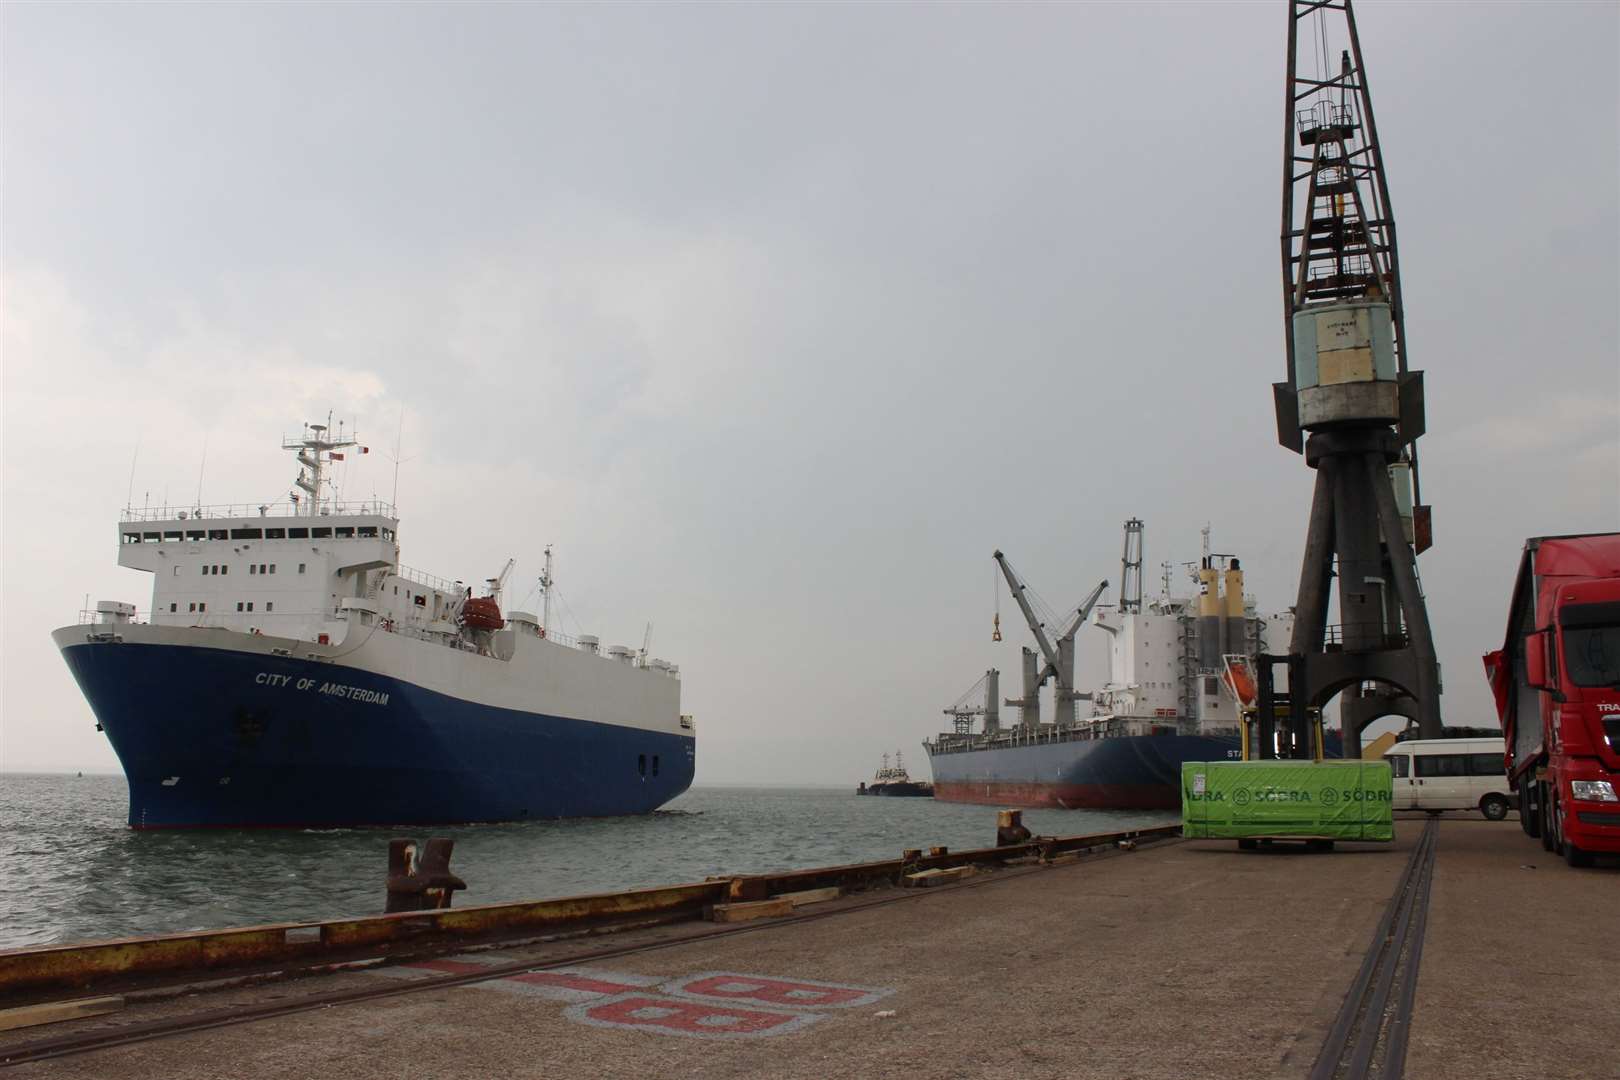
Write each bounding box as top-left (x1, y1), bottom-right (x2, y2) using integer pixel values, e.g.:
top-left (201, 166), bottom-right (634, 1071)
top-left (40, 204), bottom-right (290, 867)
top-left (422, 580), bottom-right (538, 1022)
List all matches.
top-left (460, 596), bottom-right (504, 631)
top-left (1221, 658), bottom-right (1258, 708)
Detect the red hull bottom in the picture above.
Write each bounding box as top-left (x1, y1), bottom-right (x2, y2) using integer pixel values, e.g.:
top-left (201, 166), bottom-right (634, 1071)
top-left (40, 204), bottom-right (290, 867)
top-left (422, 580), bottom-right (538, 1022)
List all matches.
top-left (931, 781), bottom-right (1177, 811)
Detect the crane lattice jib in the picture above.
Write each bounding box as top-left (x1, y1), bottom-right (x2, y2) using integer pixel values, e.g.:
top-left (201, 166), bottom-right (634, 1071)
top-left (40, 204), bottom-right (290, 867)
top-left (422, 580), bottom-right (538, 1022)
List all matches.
top-left (1279, 0), bottom-right (1423, 508)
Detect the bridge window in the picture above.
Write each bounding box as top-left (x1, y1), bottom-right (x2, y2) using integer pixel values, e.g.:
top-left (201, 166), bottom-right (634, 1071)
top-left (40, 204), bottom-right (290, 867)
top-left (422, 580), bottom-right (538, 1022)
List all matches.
top-left (382, 529), bottom-right (395, 541)
top-left (164, 531), bottom-right (182, 542)
top-left (311, 528), bottom-right (331, 539)
top-left (122, 532), bottom-right (141, 544)
top-left (209, 529), bottom-right (228, 541)
top-left (334, 527), bottom-right (355, 538)
top-left (142, 532), bottom-right (161, 543)
top-left (288, 528), bottom-right (309, 539)
top-left (229, 529), bottom-right (262, 540)
top-left (357, 526), bottom-right (377, 538)
top-left (186, 530), bottom-right (204, 541)
top-left (264, 528), bottom-right (286, 539)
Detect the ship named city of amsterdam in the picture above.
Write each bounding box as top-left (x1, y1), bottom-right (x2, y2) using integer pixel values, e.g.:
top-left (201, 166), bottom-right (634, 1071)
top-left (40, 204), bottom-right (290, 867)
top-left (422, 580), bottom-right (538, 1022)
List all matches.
top-left (53, 418), bottom-right (695, 829)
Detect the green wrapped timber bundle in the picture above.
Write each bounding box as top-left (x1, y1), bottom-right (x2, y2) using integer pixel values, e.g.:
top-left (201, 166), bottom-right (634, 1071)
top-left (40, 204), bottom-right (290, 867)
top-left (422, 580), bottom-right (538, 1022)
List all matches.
top-left (1181, 760), bottom-right (1394, 842)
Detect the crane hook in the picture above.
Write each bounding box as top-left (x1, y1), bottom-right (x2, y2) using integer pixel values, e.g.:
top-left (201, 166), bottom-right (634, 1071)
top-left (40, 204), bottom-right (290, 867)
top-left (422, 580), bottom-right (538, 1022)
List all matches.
top-left (992, 612), bottom-right (1002, 642)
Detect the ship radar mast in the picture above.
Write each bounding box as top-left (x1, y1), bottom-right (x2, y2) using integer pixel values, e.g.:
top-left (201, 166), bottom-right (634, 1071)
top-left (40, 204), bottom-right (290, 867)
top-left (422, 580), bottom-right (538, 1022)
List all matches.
top-left (282, 413), bottom-right (361, 517)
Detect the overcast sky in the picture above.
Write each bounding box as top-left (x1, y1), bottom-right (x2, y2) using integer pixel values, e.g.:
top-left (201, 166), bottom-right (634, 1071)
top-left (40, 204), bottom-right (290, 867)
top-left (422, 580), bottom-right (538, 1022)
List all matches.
top-left (3, 2), bottom-right (1616, 783)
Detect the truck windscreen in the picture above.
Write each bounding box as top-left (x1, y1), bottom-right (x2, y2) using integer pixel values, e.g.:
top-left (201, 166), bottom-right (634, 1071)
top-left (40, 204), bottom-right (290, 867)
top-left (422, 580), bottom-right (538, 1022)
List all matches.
top-left (1560, 600), bottom-right (1620, 687)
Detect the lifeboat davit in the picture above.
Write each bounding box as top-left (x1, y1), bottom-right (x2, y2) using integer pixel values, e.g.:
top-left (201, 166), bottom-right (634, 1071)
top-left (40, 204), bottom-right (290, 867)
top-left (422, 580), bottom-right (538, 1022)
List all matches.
top-left (460, 596), bottom-right (505, 631)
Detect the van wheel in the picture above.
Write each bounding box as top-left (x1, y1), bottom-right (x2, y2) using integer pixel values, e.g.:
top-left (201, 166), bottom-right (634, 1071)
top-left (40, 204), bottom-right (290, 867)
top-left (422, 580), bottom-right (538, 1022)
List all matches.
top-left (1480, 794), bottom-right (1509, 821)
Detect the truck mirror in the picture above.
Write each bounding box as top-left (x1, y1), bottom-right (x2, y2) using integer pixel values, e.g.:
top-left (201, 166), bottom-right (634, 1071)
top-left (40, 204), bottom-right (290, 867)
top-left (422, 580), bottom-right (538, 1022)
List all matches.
top-left (1523, 629), bottom-right (1554, 691)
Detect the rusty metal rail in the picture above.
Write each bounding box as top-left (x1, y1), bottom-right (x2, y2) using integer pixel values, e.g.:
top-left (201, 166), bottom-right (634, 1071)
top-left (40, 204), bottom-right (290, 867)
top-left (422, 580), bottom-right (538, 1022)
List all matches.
top-left (0, 880), bottom-right (727, 1001)
top-left (0, 823), bottom-right (1179, 1003)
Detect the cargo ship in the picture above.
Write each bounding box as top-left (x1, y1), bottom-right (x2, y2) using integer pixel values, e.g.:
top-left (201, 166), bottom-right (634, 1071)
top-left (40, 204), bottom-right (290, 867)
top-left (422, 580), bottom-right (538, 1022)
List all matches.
top-left (53, 418), bottom-right (695, 829)
top-left (856, 751), bottom-right (933, 797)
top-left (924, 520), bottom-right (1322, 811)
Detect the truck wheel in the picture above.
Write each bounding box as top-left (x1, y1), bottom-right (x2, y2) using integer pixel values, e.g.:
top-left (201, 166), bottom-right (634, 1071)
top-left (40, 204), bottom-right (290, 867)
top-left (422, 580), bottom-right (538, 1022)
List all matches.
top-left (1539, 783), bottom-right (1556, 852)
top-left (1238, 839), bottom-right (1258, 851)
top-left (1480, 794), bottom-right (1509, 822)
top-left (1519, 777), bottom-right (1540, 838)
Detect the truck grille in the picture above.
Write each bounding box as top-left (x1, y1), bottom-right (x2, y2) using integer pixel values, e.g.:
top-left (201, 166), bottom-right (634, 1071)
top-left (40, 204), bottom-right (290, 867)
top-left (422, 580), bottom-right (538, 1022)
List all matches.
top-left (1575, 812), bottom-right (1620, 827)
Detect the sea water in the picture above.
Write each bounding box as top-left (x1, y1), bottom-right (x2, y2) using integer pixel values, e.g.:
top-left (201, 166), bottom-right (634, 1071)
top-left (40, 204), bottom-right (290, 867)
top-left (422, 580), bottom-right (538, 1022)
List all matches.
top-left (0, 773), bottom-right (1174, 949)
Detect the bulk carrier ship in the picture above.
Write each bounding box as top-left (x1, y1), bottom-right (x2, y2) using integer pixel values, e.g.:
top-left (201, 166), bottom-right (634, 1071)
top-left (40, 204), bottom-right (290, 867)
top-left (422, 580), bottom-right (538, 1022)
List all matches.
top-left (53, 419), bottom-right (695, 829)
top-left (924, 520), bottom-right (1317, 811)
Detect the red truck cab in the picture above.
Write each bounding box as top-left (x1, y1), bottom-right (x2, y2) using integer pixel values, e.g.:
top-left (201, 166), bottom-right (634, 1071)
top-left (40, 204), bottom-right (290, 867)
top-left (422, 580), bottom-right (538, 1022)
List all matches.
top-left (1483, 533), bottom-right (1620, 866)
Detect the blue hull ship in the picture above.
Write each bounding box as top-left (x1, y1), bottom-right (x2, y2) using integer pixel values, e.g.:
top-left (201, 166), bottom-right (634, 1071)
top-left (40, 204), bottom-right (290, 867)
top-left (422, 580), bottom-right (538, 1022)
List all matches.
top-left (55, 418), bottom-right (695, 829)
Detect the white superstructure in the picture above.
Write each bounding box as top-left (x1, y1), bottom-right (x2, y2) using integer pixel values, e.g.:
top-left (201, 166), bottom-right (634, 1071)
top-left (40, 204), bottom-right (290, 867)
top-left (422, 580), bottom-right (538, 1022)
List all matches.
top-left (82, 418), bottom-right (684, 736)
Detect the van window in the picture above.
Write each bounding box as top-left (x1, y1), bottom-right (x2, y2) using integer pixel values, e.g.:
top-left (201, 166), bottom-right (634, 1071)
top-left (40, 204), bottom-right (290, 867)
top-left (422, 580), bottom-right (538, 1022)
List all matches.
top-left (1386, 754), bottom-right (1409, 778)
top-left (1468, 753), bottom-right (1501, 776)
top-left (1415, 754), bottom-right (1466, 778)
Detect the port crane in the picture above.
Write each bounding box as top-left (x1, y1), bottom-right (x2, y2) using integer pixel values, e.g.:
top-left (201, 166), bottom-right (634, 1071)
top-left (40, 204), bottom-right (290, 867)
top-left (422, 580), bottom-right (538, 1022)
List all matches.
top-left (992, 550), bottom-right (1107, 729)
top-left (1266, 0), bottom-right (1443, 755)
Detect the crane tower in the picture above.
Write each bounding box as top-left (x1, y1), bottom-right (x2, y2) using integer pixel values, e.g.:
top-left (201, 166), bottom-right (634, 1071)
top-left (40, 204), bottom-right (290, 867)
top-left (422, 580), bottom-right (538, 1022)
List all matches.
top-left (1270, 0), bottom-right (1442, 751)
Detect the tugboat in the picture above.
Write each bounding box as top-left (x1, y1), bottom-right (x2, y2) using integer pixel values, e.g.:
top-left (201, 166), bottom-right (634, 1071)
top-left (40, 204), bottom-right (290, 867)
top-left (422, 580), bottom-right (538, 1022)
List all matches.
top-left (856, 751), bottom-right (934, 797)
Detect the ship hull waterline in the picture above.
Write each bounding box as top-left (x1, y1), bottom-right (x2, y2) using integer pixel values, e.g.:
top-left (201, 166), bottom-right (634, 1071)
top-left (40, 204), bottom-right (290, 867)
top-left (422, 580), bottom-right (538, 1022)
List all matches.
top-left (926, 731), bottom-right (1344, 811)
top-left (56, 638), bottom-right (695, 829)
top-left (926, 734), bottom-right (1241, 812)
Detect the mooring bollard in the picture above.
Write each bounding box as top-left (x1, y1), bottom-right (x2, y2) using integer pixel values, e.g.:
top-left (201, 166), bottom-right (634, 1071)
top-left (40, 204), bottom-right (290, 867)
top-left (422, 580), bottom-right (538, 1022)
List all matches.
top-left (385, 837), bottom-right (468, 913)
top-left (996, 809), bottom-right (1032, 847)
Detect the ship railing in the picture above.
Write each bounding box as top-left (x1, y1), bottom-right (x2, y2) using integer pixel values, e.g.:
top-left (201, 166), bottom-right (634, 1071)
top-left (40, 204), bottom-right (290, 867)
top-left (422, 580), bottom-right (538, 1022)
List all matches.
top-left (394, 564), bottom-right (464, 596)
top-left (74, 609), bottom-right (332, 634)
top-left (120, 500), bottom-right (398, 524)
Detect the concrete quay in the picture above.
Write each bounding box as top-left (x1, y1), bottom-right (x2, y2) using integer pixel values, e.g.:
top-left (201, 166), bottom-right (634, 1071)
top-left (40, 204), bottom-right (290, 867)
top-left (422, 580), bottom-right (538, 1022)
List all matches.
top-left (1, 817), bottom-right (1610, 1079)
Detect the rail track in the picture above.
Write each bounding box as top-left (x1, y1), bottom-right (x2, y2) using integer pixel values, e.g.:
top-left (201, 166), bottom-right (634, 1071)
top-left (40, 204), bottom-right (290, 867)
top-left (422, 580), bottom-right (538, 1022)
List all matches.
top-left (0, 834), bottom-right (1179, 1068)
top-left (1309, 815), bottom-right (1438, 1080)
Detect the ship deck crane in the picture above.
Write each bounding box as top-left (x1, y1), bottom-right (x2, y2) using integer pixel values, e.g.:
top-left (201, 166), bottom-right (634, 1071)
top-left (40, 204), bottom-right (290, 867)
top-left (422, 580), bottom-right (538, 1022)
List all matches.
top-left (992, 551), bottom-right (1108, 684)
top-left (485, 558), bottom-right (516, 604)
top-left (993, 550), bottom-right (1108, 728)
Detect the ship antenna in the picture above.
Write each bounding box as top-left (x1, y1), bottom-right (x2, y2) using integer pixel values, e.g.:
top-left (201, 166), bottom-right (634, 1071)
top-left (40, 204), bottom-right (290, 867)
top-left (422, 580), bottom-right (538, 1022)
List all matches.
top-left (390, 407), bottom-right (405, 512)
top-left (539, 544), bottom-right (554, 633)
top-left (195, 432), bottom-right (209, 510)
top-left (125, 439), bottom-right (140, 512)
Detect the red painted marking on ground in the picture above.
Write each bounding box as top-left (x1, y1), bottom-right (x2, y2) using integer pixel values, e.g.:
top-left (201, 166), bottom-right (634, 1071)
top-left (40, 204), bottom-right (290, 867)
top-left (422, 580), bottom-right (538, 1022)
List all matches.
top-left (509, 971), bottom-right (643, 995)
top-left (404, 959), bottom-right (494, 975)
top-left (583, 995), bottom-right (802, 1036)
top-left (679, 975), bottom-right (868, 1008)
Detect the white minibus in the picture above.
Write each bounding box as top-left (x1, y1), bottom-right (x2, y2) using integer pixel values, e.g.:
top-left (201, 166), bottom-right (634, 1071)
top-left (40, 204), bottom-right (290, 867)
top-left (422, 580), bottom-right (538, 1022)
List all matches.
top-left (1383, 738), bottom-right (1516, 820)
